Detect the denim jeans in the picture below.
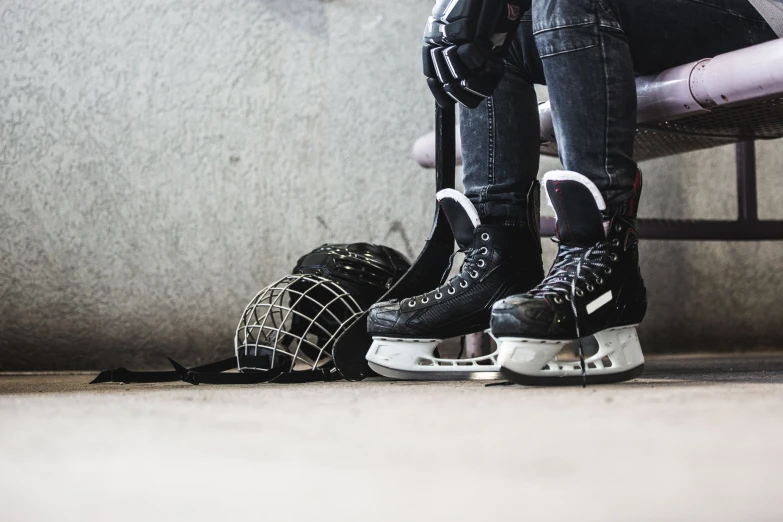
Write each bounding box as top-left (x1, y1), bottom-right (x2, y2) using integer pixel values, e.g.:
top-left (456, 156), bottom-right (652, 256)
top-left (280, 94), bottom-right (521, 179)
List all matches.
top-left (460, 0), bottom-right (777, 224)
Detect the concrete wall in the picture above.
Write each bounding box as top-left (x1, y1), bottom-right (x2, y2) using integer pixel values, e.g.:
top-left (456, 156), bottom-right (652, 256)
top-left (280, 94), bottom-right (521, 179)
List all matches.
top-left (1, 0), bottom-right (782, 371)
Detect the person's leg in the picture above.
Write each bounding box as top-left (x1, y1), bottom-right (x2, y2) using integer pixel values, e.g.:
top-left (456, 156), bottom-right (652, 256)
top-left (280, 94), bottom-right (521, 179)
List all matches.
top-left (459, 10), bottom-right (545, 226)
top-left (532, 0), bottom-right (777, 213)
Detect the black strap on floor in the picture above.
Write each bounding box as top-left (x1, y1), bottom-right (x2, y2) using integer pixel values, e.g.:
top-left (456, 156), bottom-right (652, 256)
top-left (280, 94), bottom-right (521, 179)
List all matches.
top-left (89, 357), bottom-right (238, 384)
top-left (90, 357), bottom-right (342, 385)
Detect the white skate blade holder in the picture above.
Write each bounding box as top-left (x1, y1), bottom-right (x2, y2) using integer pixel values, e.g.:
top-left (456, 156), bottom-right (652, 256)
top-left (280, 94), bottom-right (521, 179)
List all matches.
top-left (366, 334), bottom-right (501, 381)
top-left (495, 326), bottom-right (645, 385)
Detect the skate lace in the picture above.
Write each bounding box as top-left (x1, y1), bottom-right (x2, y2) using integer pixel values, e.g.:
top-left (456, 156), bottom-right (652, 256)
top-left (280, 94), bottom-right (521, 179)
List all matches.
top-left (440, 246), bottom-right (483, 290)
top-left (407, 247), bottom-right (483, 305)
top-left (529, 238), bottom-right (618, 387)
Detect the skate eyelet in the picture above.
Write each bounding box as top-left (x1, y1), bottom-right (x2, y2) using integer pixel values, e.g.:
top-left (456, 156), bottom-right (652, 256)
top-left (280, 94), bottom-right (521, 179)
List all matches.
top-left (611, 238), bottom-right (620, 247)
top-left (421, 297), bottom-right (429, 304)
top-left (604, 267), bottom-right (612, 274)
top-left (481, 233), bottom-right (489, 241)
top-left (615, 224), bottom-right (622, 232)
top-left (564, 294), bottom-right (571, 301)
top-left (448, 287), bottom-right (456, 295)
top-left (470, 270), bottom-right (479, 279)
top-left (479, 247), bottom-right (488, 255)
top-left (575, 289), bottom-right (584, 297)
top-left (610, 254), bottom-right (618, 262)
top-left (595, 277), bottom-right (604, 285)
top-left (460, 280), bottom-right (468, 288)
top-left (586, 284), bottom-right (594, 292)
top-left (554, 297), bottom-right (563, 304)
top-left (408, 300), bottom-right (416, 307)
top-left (477, 259), bottom-right (485, 268)
top-left (435, 293), bottom-right (443, 299)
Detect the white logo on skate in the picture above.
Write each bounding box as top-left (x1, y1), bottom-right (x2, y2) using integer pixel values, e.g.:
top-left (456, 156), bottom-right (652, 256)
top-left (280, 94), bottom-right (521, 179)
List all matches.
top-left (586, 290), bottom-right (612, 315)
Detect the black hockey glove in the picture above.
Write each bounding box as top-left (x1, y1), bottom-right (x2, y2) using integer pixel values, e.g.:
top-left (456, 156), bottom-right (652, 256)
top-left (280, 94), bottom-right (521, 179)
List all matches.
top-left (422, 0), bottom-right (526, 108)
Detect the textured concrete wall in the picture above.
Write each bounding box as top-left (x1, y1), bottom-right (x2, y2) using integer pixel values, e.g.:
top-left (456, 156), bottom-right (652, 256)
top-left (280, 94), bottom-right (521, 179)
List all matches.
top-left (2, 0), bottom-right (782, 371)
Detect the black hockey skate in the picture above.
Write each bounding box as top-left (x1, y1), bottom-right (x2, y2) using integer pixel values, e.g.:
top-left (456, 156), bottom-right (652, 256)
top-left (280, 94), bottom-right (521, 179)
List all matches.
top-left (491, 171), bottom-right (647, 386)
top-left (365, 187), bottom-right (544, 380)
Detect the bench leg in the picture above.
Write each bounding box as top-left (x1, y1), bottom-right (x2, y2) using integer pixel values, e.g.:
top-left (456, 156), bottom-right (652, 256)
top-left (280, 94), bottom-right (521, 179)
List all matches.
top-left (736, 140), bottom-right (758, 223)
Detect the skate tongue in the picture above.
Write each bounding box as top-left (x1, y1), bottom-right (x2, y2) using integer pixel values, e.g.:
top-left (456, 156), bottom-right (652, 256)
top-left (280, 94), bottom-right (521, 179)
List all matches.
top-left (543, 171), bottom-right (607, 245)
top-left (436, 189), bottom-right (481, 248)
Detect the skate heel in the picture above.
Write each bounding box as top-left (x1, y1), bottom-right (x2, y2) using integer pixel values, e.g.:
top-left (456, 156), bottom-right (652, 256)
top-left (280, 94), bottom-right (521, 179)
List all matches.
top-left (592, 326), bottom-right (644, 373)
top-left (366, 336), bottom-right (501, 381)
top-left (496, 325), bottom-right (644, 386)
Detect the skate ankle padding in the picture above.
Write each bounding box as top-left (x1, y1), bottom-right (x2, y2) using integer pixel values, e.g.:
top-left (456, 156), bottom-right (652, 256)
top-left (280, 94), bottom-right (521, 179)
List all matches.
top-left (437, 189), bottom-right (481, 248)
top-left (543, 171), bottom-right (607, 245)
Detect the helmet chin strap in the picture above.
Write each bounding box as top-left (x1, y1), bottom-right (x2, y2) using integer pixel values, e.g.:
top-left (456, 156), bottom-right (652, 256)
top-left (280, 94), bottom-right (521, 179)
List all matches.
top-left (89, 356), bottom-right (238, 384)
top-left (90, 355), bottom-right (342, 385)
top-left (167, 358), bottom-right (341, 385)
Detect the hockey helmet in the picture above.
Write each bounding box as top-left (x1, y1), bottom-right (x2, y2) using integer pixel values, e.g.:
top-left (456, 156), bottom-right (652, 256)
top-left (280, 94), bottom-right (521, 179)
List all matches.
top-left (292, 243), bottom-right (411, 308)
top-left (235, 243), bottom-right (411, 376)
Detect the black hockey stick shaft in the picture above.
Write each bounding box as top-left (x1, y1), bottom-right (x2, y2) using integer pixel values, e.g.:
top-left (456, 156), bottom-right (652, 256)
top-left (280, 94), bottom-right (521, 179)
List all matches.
top-left (332, 104), bottom-right (456, 381)
top-left (435, 104), bottom-right (457, 197)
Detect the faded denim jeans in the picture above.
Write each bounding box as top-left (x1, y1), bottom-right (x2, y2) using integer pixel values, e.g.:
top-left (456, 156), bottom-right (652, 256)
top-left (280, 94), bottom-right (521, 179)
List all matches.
top-left (460, 0), bottom-right (776, 224)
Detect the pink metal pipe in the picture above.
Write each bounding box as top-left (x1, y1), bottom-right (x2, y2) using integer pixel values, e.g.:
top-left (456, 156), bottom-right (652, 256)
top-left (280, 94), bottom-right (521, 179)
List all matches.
top-left (412, 39), bottom-right (783, 168)
top-left (412, 125), bottom-right (462, 169)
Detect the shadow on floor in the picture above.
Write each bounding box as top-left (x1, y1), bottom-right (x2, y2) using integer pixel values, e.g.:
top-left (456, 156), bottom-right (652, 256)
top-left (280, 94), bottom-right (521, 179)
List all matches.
top-left (1, 353), bottom-right (782, 395)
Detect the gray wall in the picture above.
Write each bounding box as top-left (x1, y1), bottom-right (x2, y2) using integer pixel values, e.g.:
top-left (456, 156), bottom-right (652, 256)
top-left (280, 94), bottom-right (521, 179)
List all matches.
top-left (1, 0), bottom-right (782, 371)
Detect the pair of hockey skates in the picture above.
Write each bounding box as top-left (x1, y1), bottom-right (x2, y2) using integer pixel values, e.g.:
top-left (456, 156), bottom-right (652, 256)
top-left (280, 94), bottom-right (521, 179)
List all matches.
top-left (356, 107), bottom-right (647, 386)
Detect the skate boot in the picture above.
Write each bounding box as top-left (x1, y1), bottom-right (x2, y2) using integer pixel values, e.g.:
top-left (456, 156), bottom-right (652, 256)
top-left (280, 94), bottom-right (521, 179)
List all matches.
top-left (492, 170), bottom-right (647, 386)
top-left (365, 187), bottom-right (544, 380)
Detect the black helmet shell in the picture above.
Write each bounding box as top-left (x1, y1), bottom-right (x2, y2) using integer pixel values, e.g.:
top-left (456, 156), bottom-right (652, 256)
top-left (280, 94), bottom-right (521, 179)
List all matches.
top-left (293, 243), bottom-right (410, 309)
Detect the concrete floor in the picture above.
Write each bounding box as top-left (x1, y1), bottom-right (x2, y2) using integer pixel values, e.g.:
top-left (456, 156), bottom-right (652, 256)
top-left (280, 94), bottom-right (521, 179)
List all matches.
top-left (1, 354), bottom-right (782, 522)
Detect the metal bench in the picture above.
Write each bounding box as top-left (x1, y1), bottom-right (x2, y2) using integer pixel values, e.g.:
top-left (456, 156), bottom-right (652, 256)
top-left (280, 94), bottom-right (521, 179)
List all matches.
top-left (413, 39), bottom-right (783, 240)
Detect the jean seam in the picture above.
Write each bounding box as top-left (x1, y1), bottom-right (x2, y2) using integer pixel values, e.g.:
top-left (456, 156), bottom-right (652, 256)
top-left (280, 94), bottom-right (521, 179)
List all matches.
top-left (597, 20), bottom-right (623, 32)
top-left (595, 0), bottom-right (613, 15)
top-left (533, 20), bottom-right (621, 36)
top-left (484, 97), bottom-right (495, 205)
top-left (598, 3), bottom-right (612, 192)
top-left (533, 20), bottom-right (594, 35)
top-left (539, 43), bottom-right (598, 59)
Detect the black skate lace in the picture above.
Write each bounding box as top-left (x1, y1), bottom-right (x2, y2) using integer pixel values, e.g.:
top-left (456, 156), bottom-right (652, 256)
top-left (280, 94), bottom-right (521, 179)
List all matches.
top-left (439, 246), bottom-right (483, 291)
top-left (407, 247), bottom-right (483, 305)
top-left (529, 238), bottom-right (618, 387)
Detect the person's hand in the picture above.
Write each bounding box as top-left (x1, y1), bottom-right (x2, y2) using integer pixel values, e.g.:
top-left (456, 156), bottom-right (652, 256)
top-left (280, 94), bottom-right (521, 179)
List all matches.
top-left (422, 0), bottom-right (524, 108)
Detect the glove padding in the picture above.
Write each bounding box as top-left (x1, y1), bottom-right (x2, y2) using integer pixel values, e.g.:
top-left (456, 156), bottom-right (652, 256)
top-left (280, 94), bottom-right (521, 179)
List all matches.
top-left (422, 0), bottom-right (525, 108)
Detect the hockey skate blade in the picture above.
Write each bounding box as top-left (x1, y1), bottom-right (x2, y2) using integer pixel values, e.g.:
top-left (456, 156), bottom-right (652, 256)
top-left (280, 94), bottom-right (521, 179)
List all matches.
top-left (366, 337), bottom-right (501, 381)
top-left (495, 325), bottom-right (644, 386)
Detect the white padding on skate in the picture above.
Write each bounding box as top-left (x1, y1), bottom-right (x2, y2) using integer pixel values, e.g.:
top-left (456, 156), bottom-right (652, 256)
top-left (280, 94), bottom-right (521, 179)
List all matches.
top-left (436, 189), bottom-right (481, 228)
top-left (496, 325), bottom-right (643, 379)
top-left (542, 171), bottom-right (607, 212)
top-left (366, 336), bottom-right (500, 381)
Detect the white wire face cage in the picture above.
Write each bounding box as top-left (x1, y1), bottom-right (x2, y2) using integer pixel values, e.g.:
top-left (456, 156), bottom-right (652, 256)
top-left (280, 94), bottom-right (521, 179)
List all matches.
top-left (235, 274), bottom-right (365, 373)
